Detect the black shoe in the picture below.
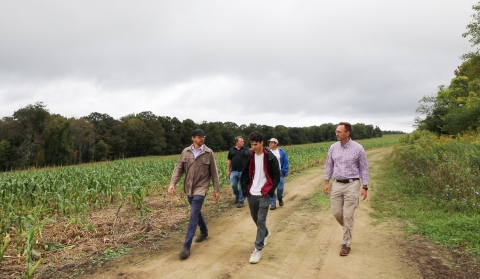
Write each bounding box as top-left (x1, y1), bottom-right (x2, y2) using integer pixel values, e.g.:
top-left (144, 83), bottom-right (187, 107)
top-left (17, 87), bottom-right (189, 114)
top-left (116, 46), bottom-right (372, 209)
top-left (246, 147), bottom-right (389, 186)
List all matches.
top-left (179, 248), bottom-right (190, 259)
top-left (278, 198), bottom-right (284, 206)
top-left (195, 233), bottom-right (208, 243)
top-left (234, 198), bottom-right (239, 204)
top-left (236, 202), bottom-right (244, 208)
top-left (270, 205), bottom-right (276, 210)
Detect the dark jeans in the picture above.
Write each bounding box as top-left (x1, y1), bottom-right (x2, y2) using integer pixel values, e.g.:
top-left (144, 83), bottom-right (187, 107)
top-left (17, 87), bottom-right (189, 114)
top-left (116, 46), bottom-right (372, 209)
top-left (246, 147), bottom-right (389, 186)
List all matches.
top-left (247, 195), bottom-right (270, 251)
top-left (183, 195), bottom-right (207, 250)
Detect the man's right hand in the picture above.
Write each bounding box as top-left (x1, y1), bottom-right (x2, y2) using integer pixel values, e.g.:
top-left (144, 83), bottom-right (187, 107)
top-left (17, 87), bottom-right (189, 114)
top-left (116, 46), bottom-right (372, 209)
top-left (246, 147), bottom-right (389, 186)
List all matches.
top-left (168, 185), bottom-right (175, 194)
top-left (227, 170), bottom-right (231, 177)
top-left (323, 181), bottom-right (330, 195)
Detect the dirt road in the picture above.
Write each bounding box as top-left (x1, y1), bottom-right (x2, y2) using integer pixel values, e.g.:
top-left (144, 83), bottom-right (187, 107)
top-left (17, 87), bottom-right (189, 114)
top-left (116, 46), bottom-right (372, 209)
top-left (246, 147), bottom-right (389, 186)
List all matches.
top-left (80, 147), bottom-right (423, 279)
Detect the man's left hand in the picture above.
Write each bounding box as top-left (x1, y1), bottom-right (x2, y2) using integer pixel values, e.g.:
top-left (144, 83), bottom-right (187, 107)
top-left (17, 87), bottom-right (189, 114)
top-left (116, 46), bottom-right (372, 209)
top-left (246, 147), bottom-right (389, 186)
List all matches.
top-left (214, 192), bottom-right (220, 202)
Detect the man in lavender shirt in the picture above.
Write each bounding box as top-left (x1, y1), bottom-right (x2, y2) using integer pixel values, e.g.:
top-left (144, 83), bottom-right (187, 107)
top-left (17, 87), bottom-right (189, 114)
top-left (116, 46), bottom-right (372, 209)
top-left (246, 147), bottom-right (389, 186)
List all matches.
top-left (323, 122), bottom-right (369, 256)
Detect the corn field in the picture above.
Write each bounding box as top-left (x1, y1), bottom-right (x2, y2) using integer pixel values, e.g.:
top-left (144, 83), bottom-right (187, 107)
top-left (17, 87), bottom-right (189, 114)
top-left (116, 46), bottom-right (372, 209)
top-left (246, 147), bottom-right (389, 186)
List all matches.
top-left (0, 135), bottom-right (399, 277)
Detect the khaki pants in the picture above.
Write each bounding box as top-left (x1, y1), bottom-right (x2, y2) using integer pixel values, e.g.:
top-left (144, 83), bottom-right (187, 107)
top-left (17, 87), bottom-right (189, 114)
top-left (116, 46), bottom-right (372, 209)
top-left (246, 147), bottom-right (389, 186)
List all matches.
top-left (330, 180), bottom-right (361, 247)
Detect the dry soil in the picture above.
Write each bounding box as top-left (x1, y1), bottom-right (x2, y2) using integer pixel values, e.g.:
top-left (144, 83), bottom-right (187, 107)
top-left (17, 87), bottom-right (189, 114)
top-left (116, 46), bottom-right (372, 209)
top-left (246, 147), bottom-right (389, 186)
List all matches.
top-left (75, 147), bottom-right (476, 279)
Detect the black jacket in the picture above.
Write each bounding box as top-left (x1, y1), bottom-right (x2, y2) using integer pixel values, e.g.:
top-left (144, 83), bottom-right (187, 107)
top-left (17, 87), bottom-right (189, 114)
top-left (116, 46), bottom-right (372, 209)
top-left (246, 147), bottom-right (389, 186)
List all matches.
top-left (240, 148), bottom-right (281, 197)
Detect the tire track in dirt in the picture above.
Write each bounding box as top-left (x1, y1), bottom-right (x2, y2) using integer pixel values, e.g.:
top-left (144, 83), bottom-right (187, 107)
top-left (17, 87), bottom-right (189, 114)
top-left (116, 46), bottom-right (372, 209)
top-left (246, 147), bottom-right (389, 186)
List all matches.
top-left (80, 147), bottom-right (422, 279)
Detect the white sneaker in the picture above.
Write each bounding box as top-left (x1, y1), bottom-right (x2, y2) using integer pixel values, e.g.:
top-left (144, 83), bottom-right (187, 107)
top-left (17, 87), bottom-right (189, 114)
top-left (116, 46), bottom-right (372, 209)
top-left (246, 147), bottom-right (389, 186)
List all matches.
top-left (264, 232), bottom-right (270, 246)
top-left (249, 249), bottom-right (262, 264)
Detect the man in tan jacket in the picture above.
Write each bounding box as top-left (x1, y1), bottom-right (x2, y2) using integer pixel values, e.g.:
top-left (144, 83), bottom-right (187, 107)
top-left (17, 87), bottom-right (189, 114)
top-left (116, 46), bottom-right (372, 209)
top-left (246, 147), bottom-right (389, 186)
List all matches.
top-left (168, 129), bottom-right (221, 259)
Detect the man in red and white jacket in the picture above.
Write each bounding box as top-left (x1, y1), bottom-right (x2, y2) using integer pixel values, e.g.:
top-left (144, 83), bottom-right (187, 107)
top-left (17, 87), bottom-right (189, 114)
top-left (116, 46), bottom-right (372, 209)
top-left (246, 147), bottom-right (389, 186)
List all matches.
top-left (240, 131), bottom-right (280, 264)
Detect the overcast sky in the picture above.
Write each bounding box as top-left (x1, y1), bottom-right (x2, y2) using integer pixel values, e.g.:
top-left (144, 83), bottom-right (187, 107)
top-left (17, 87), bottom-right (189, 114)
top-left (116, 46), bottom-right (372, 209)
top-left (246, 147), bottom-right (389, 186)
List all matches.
top-left (1, 1), bottom-right (478, 133)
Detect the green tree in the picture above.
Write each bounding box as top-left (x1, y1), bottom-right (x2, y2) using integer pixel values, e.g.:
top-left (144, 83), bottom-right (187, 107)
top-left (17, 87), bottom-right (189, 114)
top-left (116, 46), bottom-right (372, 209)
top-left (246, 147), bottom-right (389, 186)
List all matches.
top-left (274, 125), bottom-right (291, 145)
top-left (260, 125), bottom-right (275, 143)
top-left (69, 118), bottom-right (95, 164)
top-left (415, 4), bottom-right (480, 135)
top-left (374, 126), bottom-right (383, 137)
top-left (220, 122), bottom-right (237, 149)
top-left (365, 124), bottom-right (374, 138)
top-left (0, 117), bottom-right (22, 169)
top-left (200, 121), bottom-right (225, 151)
top-left (124, 118), bottom-right (155, 157)
top-left (306, 126), bottom-right (323, 142)
top-left (462, 2), bottom-right (480, 57)
top-left (42, 115), bottom-right (72, 166)
top-left (416, 76), bottom-right (480, 135)
top-left (86, 112), bottom-right (127, 159)
top-left (352, 123), bottom-right (367, 140)
top-left (136, 111), bottom-right (167, 155)
top-left (288, 127), bottom-right (309, 144)
top-left (13, 102), bottom-right (50, 167)
top-left (319, 123), bottom-right (336, 141)
top-left (222, 122), bottom-right (243, 148)
top-left (242, 123), bottom-right (262, 141)
top-left (159, 116), bottom-right (183, 154)
top-left (91, 140), bottom-right (109, 161)
top-left (180, 119), bottom-right (197, 147)
top-left (443, 105), bottom-right (480, 134)
top-left (0, 140), bottom-right (14, 171)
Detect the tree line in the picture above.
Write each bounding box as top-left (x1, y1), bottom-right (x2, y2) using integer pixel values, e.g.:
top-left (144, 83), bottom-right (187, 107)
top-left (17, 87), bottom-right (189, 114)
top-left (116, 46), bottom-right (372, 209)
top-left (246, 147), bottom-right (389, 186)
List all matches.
top-left (415, 3), bottom-right (480, 135)
top-left (0, 102), bottom-right (383, 171)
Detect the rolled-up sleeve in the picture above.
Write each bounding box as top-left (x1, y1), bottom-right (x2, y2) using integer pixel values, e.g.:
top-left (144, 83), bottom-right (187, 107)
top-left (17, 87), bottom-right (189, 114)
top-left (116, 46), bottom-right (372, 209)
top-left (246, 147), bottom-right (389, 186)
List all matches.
top-left (324, 147), bottom-right (334, 181)
top-left (359, 148), bottom-right (369, 185)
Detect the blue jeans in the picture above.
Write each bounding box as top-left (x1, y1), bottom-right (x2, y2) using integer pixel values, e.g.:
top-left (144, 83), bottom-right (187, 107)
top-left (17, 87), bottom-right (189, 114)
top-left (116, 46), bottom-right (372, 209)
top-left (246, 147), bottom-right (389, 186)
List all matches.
top-left (270, 176), bottom-right (285, 206)
top-left (230, 171), bottom-right (244, 203)
top-left (183, 195), bottom-right (207, 250)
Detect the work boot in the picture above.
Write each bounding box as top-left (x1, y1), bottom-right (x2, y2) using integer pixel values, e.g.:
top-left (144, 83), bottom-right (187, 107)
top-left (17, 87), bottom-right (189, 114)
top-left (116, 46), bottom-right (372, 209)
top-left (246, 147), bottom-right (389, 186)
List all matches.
top-left (195, 233), bottom-right (208, 243)
top-left (179, 248), bottom-right (190, 259)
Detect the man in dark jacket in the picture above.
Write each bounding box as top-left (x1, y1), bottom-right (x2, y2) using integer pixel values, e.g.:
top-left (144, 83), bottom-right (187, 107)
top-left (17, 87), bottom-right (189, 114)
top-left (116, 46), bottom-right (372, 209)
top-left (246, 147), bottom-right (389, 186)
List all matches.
top-left (240, 131), bottom-right (280, 264)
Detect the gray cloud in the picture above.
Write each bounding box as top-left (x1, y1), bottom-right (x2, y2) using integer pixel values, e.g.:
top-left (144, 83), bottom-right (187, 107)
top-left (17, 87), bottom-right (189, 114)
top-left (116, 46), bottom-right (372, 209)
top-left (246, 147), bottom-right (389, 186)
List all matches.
top-left (0, 0), bottom-right (477, 132)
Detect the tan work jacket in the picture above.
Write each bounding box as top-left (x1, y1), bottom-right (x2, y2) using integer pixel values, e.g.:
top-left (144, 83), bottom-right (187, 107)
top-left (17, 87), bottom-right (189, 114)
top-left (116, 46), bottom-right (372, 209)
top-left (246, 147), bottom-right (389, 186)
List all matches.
top-left (169, 145), bottom-right (220, 196)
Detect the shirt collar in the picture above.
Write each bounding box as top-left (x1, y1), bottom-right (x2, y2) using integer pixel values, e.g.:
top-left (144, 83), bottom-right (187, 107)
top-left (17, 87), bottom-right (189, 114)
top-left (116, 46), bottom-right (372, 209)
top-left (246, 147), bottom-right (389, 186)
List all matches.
top-left (341, 138), bottom-right (352, 148)
top-left (192, 144), bottom-right (204, 151)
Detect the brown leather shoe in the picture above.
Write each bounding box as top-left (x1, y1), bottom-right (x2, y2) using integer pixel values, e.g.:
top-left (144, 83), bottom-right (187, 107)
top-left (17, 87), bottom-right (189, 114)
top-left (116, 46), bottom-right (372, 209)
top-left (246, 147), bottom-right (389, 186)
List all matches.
top-left (195, 233), bottom-right (208, 243)
top-left (270, 205), bottom-right (276, 210)
top-left (179, 248), bottom-right (190, 259)
top-left (340, 244), bottom-right (351, 256)
top-left (278, 198), bottom-right (284, 206)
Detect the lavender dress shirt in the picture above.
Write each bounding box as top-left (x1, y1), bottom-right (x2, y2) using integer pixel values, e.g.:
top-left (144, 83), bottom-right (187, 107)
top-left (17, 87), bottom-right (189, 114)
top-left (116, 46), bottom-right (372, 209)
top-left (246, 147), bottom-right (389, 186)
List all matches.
top-left (324, 139), bottom-right (370, 185)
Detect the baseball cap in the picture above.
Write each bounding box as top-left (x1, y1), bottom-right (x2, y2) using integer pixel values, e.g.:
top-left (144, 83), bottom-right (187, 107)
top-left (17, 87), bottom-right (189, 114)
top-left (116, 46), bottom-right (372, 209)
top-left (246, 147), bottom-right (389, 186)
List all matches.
top-left (192, 129), bottom-right (205, 137)
top-left (268, 138), bottom-right (278, 144)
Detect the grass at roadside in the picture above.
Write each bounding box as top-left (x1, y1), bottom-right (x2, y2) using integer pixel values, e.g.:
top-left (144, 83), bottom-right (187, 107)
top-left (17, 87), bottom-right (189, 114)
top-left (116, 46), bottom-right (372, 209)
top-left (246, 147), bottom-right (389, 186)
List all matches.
top-left (303, 186), bottom-right (330, 212)
top-left (371, 155), bottom-right (480, 256)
